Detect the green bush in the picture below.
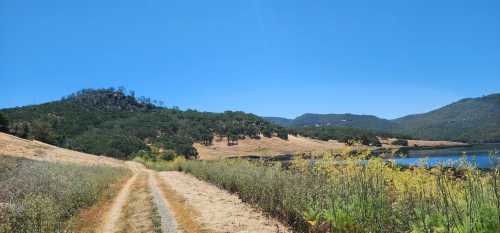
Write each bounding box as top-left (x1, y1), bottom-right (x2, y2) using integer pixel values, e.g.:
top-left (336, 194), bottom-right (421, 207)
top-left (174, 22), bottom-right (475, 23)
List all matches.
top-left (161, 149), bottom-right (178, 161)
top-left (392, 139), bottom-right (409, 146)
top-left (0, 113), bottom-right (8, 133)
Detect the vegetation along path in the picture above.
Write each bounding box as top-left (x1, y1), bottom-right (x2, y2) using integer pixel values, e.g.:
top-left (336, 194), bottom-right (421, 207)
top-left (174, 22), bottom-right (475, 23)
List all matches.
top-left (158, 171), bottom-right (292, 233)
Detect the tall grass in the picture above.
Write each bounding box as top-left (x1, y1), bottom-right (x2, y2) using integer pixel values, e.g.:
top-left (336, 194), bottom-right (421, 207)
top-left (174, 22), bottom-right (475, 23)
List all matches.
top-left (167, 153), bottom-right (500, 233)
top-left (133, 156), bottom-right (184, 171)
top-left (0, 156), bottom-right (130, 233)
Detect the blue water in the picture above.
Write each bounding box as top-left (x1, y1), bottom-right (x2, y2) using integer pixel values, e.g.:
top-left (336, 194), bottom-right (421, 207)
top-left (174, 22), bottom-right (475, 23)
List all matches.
top-left (390, 144), bottom-right (500, 169)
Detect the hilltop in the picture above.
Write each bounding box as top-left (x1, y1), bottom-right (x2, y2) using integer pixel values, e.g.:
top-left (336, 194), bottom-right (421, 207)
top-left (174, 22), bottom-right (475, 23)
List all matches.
top-left (0, 88), bottom-right (288, 159)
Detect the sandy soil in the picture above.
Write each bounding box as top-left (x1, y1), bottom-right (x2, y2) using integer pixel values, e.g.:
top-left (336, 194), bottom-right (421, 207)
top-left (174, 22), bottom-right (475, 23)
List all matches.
top-left (195, 134), bottom-right (346, 160)
top-left (0, 132), bottom-right (124, 167)
top-left (158, 171), bottom-right (292, 233)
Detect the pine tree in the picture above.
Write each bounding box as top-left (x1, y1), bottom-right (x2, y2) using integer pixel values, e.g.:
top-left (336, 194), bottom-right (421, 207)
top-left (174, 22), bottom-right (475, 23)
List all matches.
top-left (0, 113), bottom-right (9, 133)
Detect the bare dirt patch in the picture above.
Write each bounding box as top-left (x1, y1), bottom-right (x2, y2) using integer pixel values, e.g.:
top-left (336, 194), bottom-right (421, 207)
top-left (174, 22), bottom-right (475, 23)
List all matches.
top-left (195, 135), bottom-right (345, 160)
top-left (158, 171), bottom-right (292, 233)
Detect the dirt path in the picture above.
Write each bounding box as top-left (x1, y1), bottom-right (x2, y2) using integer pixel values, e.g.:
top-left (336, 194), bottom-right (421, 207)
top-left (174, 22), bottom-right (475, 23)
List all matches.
top-left (98, 162), bottom-right (178, 233)
top-left (148, 170), bottom-right (178, 233)
top-left (158, 171), bottom-right (292, 233)
top-left (99, 172), bottom-right (138, 233)
top-left (97, 163), bottom-right (291, 233)
top-left (114, 171), bottom-right (160, 233)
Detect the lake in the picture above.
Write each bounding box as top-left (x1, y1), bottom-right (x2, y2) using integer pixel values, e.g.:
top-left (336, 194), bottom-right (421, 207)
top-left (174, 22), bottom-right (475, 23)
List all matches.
top-left (390, 143), bottom-right (500, 169)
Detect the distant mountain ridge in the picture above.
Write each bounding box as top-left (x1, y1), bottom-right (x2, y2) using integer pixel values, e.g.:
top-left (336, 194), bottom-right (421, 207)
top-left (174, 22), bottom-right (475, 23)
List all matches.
top-left (264, 113), bottom-right (396, 131)
top-left (265, 93), bottom-right (500, 143)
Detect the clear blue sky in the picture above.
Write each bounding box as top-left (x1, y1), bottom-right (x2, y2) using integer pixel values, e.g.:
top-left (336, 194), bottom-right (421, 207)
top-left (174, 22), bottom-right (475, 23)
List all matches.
top-left (1, 0), bottom-right (499, 119)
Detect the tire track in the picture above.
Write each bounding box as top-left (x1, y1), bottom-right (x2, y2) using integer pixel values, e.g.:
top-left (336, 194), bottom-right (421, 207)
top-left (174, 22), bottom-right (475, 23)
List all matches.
top-left (99, 171), bottom-right (138, 233)
top-left (148, 170), bottom-right (178, 233)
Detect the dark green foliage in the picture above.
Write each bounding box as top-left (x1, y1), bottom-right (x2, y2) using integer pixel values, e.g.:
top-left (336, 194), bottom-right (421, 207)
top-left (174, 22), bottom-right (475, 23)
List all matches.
top-left (0, 113), bottom-right (8, 133)
top-left (293, 126), bottom-right (385, 146)
top-left (276, 127), bottom-right (289, 140)
top-left (262, 125), bottom-right (273, 138)
top-left (161, 149), bottom-right (178, 161)
top-left (393, 94), bottom-right (500, 142)
top-left (266, 93), bottom-right (500, 143)
top-left (0, 88), bottom-right (286, 159)
top-left (9, 122), bottom-right (31, 139)
top-left (265, 113), bottom-right (397, 132)
top-left (391, 139), bottom-right (409, 146)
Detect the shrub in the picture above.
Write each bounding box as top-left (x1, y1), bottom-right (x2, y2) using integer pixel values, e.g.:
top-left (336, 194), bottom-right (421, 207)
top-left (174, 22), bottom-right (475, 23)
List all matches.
top-left (0, 113), bottom-right (8, 133)
top-left (169, 153), bottom-right (500, 233)
top-left (161, 149), bottom-right (178, 161)
top-left (392, 139), bottom-right (409, 146)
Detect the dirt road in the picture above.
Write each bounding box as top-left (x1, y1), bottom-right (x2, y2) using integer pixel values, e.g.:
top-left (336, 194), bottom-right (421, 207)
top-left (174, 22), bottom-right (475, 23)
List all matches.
top-left (158, 171), bottom-right (291, 233)
top-left (98, 163), bottom-right (291, 233)
top-left (3, 132), bottom-right (292, 232)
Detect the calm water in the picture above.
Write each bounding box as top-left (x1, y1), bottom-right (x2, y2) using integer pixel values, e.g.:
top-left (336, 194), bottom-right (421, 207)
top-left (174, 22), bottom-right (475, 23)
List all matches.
top-left (390, 144), bottom-right (500, 169)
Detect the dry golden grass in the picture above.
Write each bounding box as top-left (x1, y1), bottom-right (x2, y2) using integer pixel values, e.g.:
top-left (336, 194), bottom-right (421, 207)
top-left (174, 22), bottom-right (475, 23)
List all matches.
top-left (406, 139), bottom-right (469, 147)
top-left (66, 176), bottom-right (130, 233)
top-left (0, 133), bottom-right (124, 167)
top-left (194, 135), bottom-right (347, 160)
top-left (379, 137), bottom-right (469, 148)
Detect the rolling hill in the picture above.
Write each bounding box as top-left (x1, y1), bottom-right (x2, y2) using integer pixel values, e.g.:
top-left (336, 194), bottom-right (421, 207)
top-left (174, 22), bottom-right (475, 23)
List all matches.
top-left (393, 93), bottom-right (500, 142)
top-left (0, 88), bottom-right (288, 159)
top-left (264, 114), bottom-right (397, 132)
top-left (266, 93), bottom-right (500, 143)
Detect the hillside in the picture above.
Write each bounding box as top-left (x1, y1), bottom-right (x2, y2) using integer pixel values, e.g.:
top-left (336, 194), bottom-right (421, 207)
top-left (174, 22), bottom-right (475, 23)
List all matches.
top-left (266, 93), bottom-right (500, 143)
top-left (0, 132), bottom-right (124, 166)
top-left (0, 88), bottom-right (288, 159)
top-left (269, 113), bottom-right (397, 132)
top-left (194, 134), bottom-right (347, 160)
top-left (394, 94), bottom-right (500, 142)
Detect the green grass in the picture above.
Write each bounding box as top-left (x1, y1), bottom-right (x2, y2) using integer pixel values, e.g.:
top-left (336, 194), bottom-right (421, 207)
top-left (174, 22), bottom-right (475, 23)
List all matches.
top-left (150, 205), bottom-right (162, 233)
top-left (0, 155), bottom-right (130, 233)
top-left (254, 147), bottom-right (272, 154)
top-left (148, 154), bottom-right (500, 233)
top-left (133, 156), bottom-right (184, 171)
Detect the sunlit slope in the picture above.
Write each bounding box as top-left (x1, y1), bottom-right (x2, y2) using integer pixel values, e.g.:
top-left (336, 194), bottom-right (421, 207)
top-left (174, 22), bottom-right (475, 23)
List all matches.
top-left (194, 134), bottom-right (347, 160)
top-left (0, 132), bottom-right (124, 166)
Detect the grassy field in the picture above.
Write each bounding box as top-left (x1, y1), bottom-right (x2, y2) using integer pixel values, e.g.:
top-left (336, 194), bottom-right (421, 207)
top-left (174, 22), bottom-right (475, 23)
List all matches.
top-left (0, 155), bottom-right (130, 233)
top-left (147, 151), bottom-right (500, 233)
